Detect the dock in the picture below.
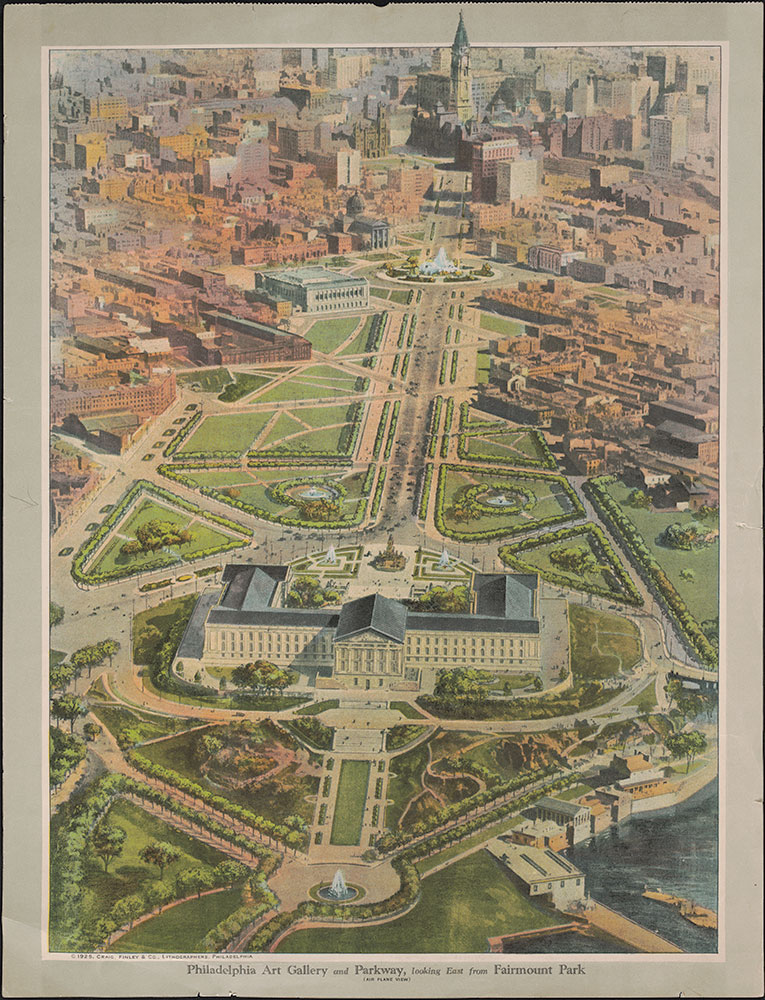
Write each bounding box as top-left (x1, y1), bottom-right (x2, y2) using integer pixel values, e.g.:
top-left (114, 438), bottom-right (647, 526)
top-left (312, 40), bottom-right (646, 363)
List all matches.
top-left (643, 890), bottom-right (717, 930)
top-left (577, 901), bottom-right (683, 953)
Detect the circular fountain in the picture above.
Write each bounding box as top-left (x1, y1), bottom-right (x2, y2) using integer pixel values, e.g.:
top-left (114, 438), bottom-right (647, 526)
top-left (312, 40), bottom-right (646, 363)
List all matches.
top-left (316, 870), bottom-right (359, 903)
top-left (419, 246), bottom-right (458, 276)
top-left (299, 485), bottom-right (333, 501)
top-left (485, 493), bottom-right (514, 507)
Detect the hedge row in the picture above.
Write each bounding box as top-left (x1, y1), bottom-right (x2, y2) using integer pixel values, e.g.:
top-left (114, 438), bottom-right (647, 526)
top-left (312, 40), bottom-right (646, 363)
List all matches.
top-left (267, 476), bottom-right (347, 509)
top-left (383, 401), bottom-right (400, 461)
top-left (457, 426), bottom-right (557, 470)
top-left (438, 351), bottom-right (448, 386)
top-left (440, 397), bottom-right (454, 460)
top-left (449, 351), bottom-right (458, 384)
top-left (164, 410), bottom-right (202, 458)
top-left (407, 315), bottom-right (417, 347)
top-left (200, 885), bottom-right (278, 953)
top-left (370, 467), bottom-right (387, 519)
top-left (584, 477), bottom-right (717, 668)
top-left (400, 353), bottom-right (411, 380)
top-left (71, 480), bottom-right (249, 586)
top-left (427, 397), bottom-right (443, 459)
top-left (128, 754), bottom-right (307, 853)
top-left (498, 523), bottom-right (643, 606)
top-left (433, 465), bottom-right (584, 542)
top-left (419, 679), bottom-right (620, 721)
top-left (391, 354), bottom-right (400, 376)
top-left (418, 464), bottom-right (434, 521)
top-left (396, 315), bottom-right (408, 349)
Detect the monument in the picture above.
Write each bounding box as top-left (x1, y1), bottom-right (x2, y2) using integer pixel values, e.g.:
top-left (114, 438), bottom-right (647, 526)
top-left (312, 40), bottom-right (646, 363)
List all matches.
top-left (372, 533), bottom-right (406, 571)
top-left (419, 246), bottom-right (458, 276)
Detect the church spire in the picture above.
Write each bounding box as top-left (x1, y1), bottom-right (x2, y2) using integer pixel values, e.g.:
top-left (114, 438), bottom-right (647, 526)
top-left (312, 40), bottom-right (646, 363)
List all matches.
top-left (453, 10), bottom-right (469, 51)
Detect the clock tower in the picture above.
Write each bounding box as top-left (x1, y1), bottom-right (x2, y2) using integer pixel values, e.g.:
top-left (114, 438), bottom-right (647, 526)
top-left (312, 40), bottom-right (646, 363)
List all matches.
top-left (450, 11), bottom-right (473, 123)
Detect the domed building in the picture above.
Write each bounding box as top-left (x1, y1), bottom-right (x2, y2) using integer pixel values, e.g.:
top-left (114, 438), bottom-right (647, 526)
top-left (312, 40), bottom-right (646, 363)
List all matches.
top-left (346, 189), bottom-right (365, 217)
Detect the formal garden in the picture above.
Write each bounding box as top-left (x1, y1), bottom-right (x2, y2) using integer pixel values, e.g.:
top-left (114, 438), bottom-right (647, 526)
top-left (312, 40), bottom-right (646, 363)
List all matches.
top-left (72, 483), bottom-right (250, 585)
top-left (434, 464), bottom-right (584, 541)
top-left (498, 522), bottom-right (643, 605)
top-left (160, 461), bottom-right (375, 529)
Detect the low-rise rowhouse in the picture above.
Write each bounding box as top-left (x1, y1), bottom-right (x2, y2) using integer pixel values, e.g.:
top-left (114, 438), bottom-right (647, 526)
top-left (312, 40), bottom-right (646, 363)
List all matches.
top-left (258, 265), bottom-right (369, 314)
top-left (486, 837), bottom-right (586, 909)
top-left (174, 564), bottom-right (544, 693)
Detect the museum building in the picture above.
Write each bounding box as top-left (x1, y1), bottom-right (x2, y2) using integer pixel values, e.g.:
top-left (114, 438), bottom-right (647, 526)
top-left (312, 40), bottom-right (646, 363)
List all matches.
top-left (176, 563), bottom-right (543, 691)
top-left (258, 265), bottom-right (369, 313)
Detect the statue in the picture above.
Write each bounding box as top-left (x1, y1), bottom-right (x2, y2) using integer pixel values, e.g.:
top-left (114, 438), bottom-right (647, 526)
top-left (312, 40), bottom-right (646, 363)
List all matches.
top-left (372, 533), bottom-right (406, 571)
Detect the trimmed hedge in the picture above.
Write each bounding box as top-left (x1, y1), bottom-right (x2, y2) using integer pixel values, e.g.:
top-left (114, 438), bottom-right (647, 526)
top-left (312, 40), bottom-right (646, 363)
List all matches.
top-left (164, 411), bottom-right (202, 458)
top-left (71, 481), bottom-right (249, 586)
top-left (499, 522), bottom-right (643, 606)
top-left (418, 464), bottom-right (434, 521)
top-left (383, 401), bottom-right (400, 461)
top-left (584, 477), bottom-right (717, 669)
top-left (427, 397), bottom-right (443, 460)
top-left (440, 397), bottom-right (454, 460)
top-left (370, 468), bottom-right (387, 519)
top-left (433, 465), bottom-right (585, 542)
top-left (457, 425), bottom-right (557, 470)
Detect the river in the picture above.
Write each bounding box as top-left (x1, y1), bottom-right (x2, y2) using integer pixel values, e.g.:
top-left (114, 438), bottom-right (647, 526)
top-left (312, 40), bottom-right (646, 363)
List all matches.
top-left (506, 779), bottom-right (719, 955)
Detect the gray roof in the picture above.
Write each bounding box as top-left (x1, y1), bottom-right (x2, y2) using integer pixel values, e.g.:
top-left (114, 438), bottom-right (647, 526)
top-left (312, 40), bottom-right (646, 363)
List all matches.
top-left (219, 564), bottom-right (287, 611)
top-left (407, 612), bottom-right (539, 635)
top-left (335, 594), bottom-right (408, 644)
top-left (207, 606), bottom-right (339, 629)
top-left (654, 420), bottom-right (715, 443)
top-left (536, 795), bottom-right (589, 818)
top-left (175, 591), bottom-right (219, 660)
top-left (474, 574), bottom-right (537, 619)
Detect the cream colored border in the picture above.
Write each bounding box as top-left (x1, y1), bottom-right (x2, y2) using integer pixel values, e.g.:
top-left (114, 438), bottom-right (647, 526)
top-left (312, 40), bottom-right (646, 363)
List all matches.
top-left (4, 4), bottom-right (763, 997)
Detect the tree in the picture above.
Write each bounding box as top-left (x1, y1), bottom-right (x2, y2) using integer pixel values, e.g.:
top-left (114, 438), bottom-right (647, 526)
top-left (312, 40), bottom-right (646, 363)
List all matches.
top-left (177, 866), bottom-right (215, 899)
top-left (51, 694), bottom-right (87, 733)
top-left (112, 893), bottom-right (144, 930)
top-left (83, 721), bottom-right (102, 742)
top-left (143, 879), bottom-right (175, 913)
top-left (138, 841), bottom-right (182, 880)
top-left (50, 602), bottom-right (65, 628)
top-left (663, 678), bottom-right (683, 710)
top-left (98, 638), bottom-right (121, 668)
top-left (666, 730), bottom-right (707, 772)
top-left (91, 821), bottom-right (127, 873)
top-left (627, 489), bottom-right (652, 510)
top-left (213, 860), bottom-right (249, 888)
top-left (202, 734), bottom-right (223, 757)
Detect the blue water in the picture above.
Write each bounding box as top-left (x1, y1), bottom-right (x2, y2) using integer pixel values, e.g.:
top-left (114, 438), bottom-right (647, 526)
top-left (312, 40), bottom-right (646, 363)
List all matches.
top-left (506, 780), bottom-right (718, 955)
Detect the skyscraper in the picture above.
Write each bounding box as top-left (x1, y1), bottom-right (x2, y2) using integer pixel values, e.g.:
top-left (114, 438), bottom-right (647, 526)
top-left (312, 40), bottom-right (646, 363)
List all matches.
top-left (450, 11), bottom-right (473, 123)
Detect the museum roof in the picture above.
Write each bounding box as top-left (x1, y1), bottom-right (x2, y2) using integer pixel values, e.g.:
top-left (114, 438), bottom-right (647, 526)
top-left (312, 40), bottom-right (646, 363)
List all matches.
top-left (335, 593), bottom-right (408, 644)
top-left (207, 607), bottom-right (340, 629)
top-left (474, 573), bottom-right (538, 620)
top-left (219, 564), bottom-right (288, 611)
top-left (266, 266), bottom-right (366, 288)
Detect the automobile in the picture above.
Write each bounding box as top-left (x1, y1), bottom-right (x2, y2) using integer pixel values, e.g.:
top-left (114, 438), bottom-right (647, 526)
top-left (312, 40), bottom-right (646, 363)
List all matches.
top-left (234, 712), bottom-right (245, 717)
top-left (177, 574), bottom-right (192, 582)
top-left (58, 547), bottom-right (73, 556)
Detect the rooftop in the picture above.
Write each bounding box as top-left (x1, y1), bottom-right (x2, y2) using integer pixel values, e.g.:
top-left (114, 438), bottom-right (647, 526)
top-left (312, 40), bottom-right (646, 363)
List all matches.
top-left (265, 266), bottom-right (367, 288)
top-left (486, 839), bottom-right (584, 884)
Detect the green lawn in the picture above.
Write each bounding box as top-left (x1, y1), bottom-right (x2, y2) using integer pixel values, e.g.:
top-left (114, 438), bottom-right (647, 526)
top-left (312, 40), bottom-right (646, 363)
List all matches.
top-left (604, 480), bottom-right (719, 624)
top-left (479, 313), bottom-right (525, 337)
top-left (176, 368), bottom-right (232, 393)
top-left (303, 318), bottom-right (360, 353)
top-left (339, 314), bottom-right (379, 356)
top-left (385, 741), bottom-right (430, 831)
top-left (388, 289), bottom-right (411, 305)
top-left (569, 604), bottom-right (641, 680)
top-left (50, 649), bottom-right (67, 667)
top-left (370, 287), bottom-right (390, 300)
top-left (499, 523), bottom-right (639, 603)
top-left (437, 466), bottom-right (580, 540)
top-left (87, 497), bottom-right (242, 577)
top-left (626, 682), bottom-right (659, 714)
top-left (79, 798), bottom-right (227, 928)
top-left (108, 887), bottom-right (242, 953)
top-left (475, 351), bottom-right (491, 384)
top-left (132, 595), bottom-right (199, 666)
top-left (415, 815), bottom-right (523, 876)
top-left (329, 760), bottom-right (370, 846)
top-left (177, 411), bottom-right (272, 456)
top-left (295, 700), bottom-right (340, 716)
top-left (217, 373), bottom-right (271, 402)
top-left (462, 428), bottom-right (551, 467)
top-left (253, 369), bottom-right (362, 405)
top-left (276, 850), bottom-right (559, 953)
top-left (390, 701), bottom-right (427, 720)
top-left (89, 703), bottom-right (202, 750)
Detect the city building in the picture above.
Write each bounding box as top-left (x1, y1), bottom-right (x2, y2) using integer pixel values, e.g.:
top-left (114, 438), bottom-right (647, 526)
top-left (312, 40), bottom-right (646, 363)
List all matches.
top-left (527, 245), bottom-right (586, 274)
top-left (486, 838), bottom-right (586, 908)
top-left (175, 564), bottom-right (544, 692)
top-left (649, 115), bottom-right (688, 175)
top-left (495, 157), bottom-right (542, 202)
top-left (532, 795), bottom-right (592, 844)
top-left (352, 102), bottom-right (390, 159)
top-left (259, 266), bottom-right (369, 313)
